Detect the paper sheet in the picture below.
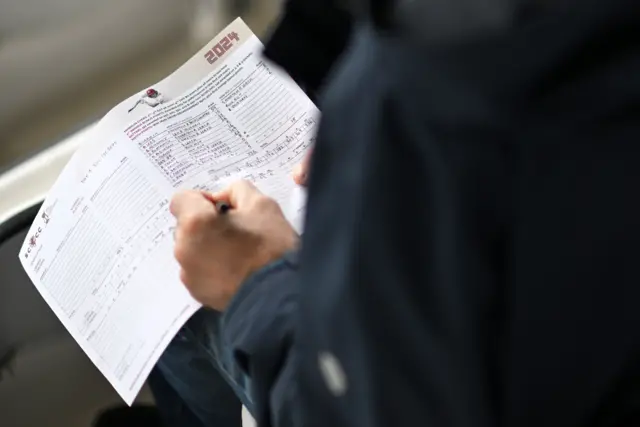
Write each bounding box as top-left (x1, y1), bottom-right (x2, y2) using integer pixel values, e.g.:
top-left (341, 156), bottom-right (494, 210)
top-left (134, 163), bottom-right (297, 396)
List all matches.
top-left (18, 18), bottom-right (317, 404)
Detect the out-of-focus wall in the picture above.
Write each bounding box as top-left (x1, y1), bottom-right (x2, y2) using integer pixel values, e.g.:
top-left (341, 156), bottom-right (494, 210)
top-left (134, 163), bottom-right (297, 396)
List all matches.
top-left (0, 0), bottom-right (120, 35)
top-left (0, 0), bottom-right (194, 165)
top-left (0, 0), bottom-right (282, 171)
top-left (0, 0), bottom-right (192, 127)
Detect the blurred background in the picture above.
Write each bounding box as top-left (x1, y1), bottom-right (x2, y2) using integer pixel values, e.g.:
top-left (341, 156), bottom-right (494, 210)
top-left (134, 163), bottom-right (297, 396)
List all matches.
top-left (0, 1), bottom-right (282, 425)
top-left (0, 0), bottom-right (282, 172)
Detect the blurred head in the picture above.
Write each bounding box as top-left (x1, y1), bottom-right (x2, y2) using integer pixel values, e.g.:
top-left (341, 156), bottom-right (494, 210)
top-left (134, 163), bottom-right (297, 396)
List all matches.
top-left (146, 88), bottom-right (159, 98)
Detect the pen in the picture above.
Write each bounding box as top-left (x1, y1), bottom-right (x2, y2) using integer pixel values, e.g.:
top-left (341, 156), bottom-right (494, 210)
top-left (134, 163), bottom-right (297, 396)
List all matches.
top-left (215, 201), bottom-right (230, 214)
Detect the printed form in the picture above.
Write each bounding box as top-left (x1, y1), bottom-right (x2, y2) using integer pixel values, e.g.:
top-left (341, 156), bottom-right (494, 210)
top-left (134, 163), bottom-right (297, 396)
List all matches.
top-left (19, 18), bottom-right (317, 404)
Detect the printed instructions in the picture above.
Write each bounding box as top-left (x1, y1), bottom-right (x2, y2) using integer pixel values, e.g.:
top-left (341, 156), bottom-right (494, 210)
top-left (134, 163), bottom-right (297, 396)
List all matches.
top-left (19, 18), bottom-right (317, 404)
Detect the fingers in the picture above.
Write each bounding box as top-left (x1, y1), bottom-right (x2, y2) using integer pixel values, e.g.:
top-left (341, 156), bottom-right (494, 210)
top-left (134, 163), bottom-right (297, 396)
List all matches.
top-left (210, 180), bottom-right (262, 208)
top-left (170, 181), bottom-right (265, 257)
top-left (170, 190), bottom-right (218, 245)
top-left (170, 179), bottom-right (297, 311)
top-left (170, 190), bottom-right (215, 219)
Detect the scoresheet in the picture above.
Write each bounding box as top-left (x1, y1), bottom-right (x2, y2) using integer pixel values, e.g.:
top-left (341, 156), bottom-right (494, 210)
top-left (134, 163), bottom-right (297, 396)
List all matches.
top-left (19, 18), bottom-right (317, 404)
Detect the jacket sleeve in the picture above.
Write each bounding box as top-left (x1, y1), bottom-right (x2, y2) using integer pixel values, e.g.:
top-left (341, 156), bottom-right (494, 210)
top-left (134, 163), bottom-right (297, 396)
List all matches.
top-left (262, 0), bottom-right (353, 101)
top-left (221, 251), bottom-right (301, 427)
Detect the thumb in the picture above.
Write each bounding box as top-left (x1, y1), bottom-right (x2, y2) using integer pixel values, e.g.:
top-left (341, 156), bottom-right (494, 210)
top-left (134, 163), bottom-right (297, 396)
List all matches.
top-left (210, 180), bottom-right (261, 209)
top-left (170, 190), bottom-right (216, 219)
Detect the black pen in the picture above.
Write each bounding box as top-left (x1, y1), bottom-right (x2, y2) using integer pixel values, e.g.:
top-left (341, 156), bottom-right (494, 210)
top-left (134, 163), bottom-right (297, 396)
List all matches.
top-left (215, 201), bottom-right (230, 214)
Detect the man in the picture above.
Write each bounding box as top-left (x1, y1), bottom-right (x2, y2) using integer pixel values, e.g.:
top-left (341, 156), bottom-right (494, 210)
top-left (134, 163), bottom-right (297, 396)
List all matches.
top-left (173, 0), bottom-right (640, 426)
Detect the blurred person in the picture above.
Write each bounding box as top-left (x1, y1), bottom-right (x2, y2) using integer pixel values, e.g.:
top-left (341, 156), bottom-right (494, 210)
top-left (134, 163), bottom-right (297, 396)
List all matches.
top-left (172, 1), bottom-right (640, 427)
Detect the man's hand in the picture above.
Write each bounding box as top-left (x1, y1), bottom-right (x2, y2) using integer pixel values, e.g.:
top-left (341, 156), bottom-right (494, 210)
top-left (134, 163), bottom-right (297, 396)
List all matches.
top-left (170, 180), bottom-right (298, 311)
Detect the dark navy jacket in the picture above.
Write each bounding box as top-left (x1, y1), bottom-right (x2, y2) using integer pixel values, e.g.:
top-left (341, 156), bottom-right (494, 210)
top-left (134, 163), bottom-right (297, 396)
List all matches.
top-left (223, 1), bottom-right (640, 426)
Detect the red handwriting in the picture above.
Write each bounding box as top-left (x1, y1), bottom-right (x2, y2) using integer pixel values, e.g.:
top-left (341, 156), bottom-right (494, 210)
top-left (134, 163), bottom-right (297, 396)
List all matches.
top-left (204, 32), bottom-right (240, 65)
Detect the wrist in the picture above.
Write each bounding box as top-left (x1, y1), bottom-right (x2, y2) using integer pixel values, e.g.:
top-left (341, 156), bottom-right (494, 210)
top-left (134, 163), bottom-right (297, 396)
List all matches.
top-left (250, 231), bottom-right (299, 280)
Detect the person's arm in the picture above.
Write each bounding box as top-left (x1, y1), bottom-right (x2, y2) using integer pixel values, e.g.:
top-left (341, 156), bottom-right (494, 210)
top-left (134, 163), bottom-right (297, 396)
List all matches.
top-left (221, 252), bottom-right (301, 426)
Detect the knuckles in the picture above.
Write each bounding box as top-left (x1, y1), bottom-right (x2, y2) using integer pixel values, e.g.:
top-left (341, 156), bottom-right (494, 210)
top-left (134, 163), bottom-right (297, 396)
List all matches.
top-left (180, 211), bottom-right (214, 234)
top-left (251, 193), bottom-right (278, 212)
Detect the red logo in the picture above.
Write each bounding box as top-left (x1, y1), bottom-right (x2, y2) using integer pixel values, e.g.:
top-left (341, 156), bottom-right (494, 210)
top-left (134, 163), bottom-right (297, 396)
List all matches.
top-left (25, 227), bottom-right (43, 259)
